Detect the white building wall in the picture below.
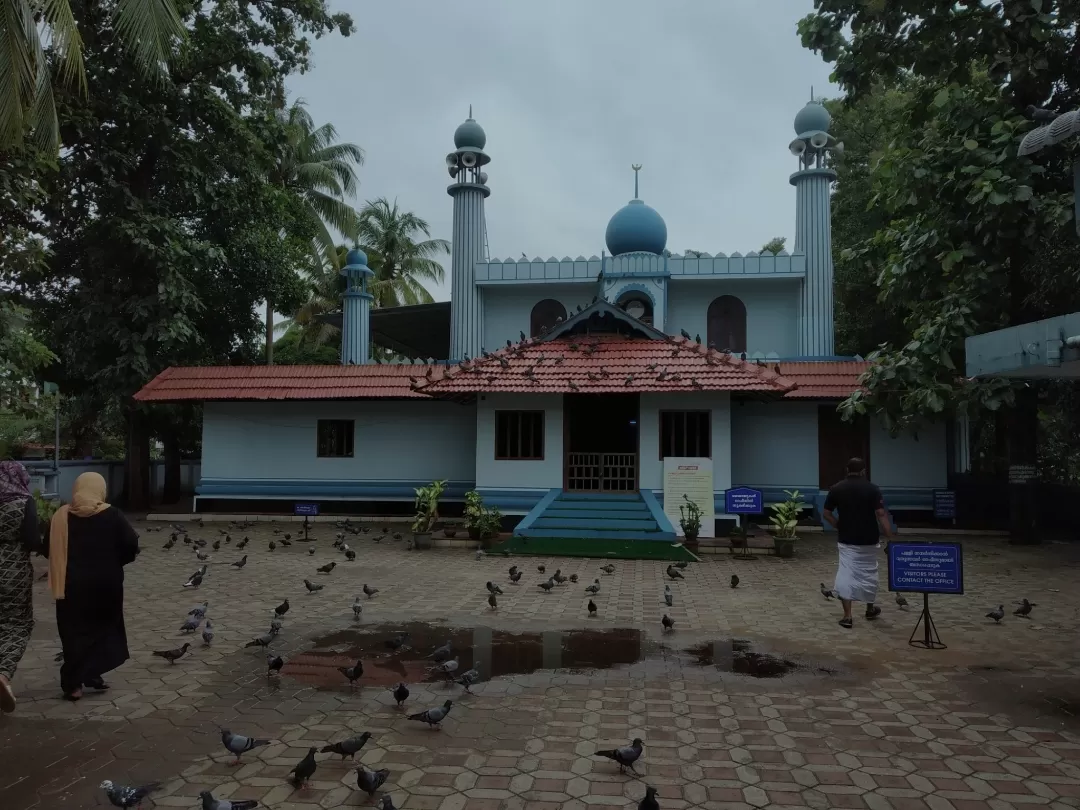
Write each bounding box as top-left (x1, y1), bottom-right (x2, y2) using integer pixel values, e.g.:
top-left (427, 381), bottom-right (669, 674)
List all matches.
top-left (482, 284), bottom-right (595, 351)
top-left (730, 401), bottom-right (820, 488)
top-left (639, 392), bottom-right (732, 493)
top-left (666, 279), bottom-right (800, 356)
top-left (201, 400), bottom-right (476, 482)
top-left (475, 393), bottom-right (564, 490)
top-left (869, 420), bottom-right (948, 489)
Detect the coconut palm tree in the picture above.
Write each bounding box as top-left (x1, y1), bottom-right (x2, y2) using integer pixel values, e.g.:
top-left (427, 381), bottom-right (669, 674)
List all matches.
top-left (265, 100), bottom-right (364, 363)
top-left (2, 0), bottom-right (185, 152)
top-left (357, 197), bottom-right (449, 308)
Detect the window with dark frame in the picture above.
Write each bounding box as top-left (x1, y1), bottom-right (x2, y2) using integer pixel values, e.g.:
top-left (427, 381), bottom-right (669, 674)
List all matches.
top-left (317, 419), bottom-right (355, 458)
top-left (495, 410), bottom-right (545, 460)
top-left (706, 295), bottom-right (747, 353)
top-left (659, 411), bottom-right (711, 459)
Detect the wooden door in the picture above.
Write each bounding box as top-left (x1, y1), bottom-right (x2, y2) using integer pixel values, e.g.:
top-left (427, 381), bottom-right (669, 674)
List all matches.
top-left (817, 405), bottom-right (870, 489)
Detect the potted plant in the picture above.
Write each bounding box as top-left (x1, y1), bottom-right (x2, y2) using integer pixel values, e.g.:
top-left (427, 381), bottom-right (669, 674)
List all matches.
top-left (464, 490), bottom-right (486, 542)
top-left (411, 479), bottom-right (446, 550)
top-left (479, 505), bottom-right (503, 548)
top-left (769, 489), bottom-right (807, 558)
top-left (679, 494), bottom-right (703, 546)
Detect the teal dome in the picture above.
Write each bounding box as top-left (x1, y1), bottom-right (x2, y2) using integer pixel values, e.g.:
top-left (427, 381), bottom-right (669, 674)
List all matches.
top-left (605, 199), bottom-right (668, 256)
top-left (345, 247), bottom-right (368, 267)
top-left (454, 117), bottom-right (486, 150)
top-left (794, 101), bottom-right (831, 136)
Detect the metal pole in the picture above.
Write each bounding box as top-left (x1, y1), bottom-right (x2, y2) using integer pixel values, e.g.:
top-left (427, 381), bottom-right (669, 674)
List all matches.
top-left (54, 393), bottom-right (60, 489)
top-left (923, 593), bottom-right (931, 648)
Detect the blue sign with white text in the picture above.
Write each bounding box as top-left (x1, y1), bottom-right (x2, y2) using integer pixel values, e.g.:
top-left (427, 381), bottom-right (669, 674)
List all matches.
top-left (725, 487), bottom-right (763, 515)
top-left (932, 489), bottom-right (956, 519)
top-left (293, 503), bottom-right (320, 517)
top-left (888, 541), bottom-right (963, 594)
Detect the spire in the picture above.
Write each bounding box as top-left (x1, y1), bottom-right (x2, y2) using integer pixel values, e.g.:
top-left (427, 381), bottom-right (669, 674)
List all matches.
top-left (632, 164), bottom-right (642, 199)
top-left (469, 103), bottom-right (473, 119)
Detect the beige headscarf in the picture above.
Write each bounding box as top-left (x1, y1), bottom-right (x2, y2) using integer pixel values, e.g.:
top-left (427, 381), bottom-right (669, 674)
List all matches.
top-left (49, 472), bottom-right (111, 599)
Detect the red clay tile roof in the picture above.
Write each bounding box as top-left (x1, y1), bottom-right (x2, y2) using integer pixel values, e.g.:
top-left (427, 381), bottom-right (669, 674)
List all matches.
top-left (777, 360), bottom-right (870, 399)
top-left (414, 335), bottom-right (798, 396)
top-left (134, 364), bottom-right (439, 402)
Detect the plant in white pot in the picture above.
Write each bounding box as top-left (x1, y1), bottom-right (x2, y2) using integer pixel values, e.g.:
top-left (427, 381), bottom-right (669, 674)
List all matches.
top-left (769, 489), bottom-right (807, 558)
top-left (411, 479), bottom-right (446, 550)
top-left (679, 494), bottom-right (703, 546)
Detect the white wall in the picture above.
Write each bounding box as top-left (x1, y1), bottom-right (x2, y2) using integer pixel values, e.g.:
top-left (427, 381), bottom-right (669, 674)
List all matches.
top-left (730, 401), bottom-right (819, 488)
top-left (201, 400), bottom-right (476, 482)
top-left (639, 392), bottom-right (732, 493)
top-left (475, 393), bottom-right (564, 490)
top-left (667, 279), bottom-right (800, 356)
top-left (483, 284), bottom-right (594, 350)
top-left (869, 420), bottom-right (948, 489)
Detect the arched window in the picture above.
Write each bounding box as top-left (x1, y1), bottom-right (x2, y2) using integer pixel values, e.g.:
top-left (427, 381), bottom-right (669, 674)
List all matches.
top-left (530, 299), bottom-right (567, 337)
top-left (707, 295), bottom-right (747, 353)
top-left (615, 291), bottom-right (654, 326)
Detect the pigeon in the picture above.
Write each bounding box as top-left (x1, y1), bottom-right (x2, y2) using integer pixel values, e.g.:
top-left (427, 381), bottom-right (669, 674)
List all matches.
top-left (674, 561), bottom-right (688, 569)
top-left (212, 540), bottom-right (220, 551)
top-left (352, 597), bottom-right (363, 622)
top-left (430, 656), bottom-right (459, 678)
top-left (488, 593), bottom-right (498, 610)
top-left (280, 537), bottom-right (291, 547)
top-left (638, 785), bottom-right (659, 810)
top-left (199, 790), bottom-right (259, 810)
top-left (509, 565), bottom-right (518, 576)
top-left (552, 569), bottom-right (567, 585)
top-left (180, 616), bottom-right (201, 634)
top-left (986, 605), bottom-right (1005, 622)
top-left (308, 545), bottom-right (316, 556)
top-left (321, 731), bottom-right (372, 760)
top-left (509, 570), bottom-right (522, 584)
top-left (538, 579), bottom-right (555, 593)
top-left (386, 633), bottom-right (409, 651)
top-left (409, 699), bottom-right (453, 728)
top-left (221, 729), bottom-right (271, 764)
top-left (537, 564), bottom-right (546, 574)
top-left (1014, 599), bottom-right (1036, 617)
top-left (267, 653), bottom-right (284, 677)
top-left (269, 617), bottom-right (283, 635)
top-left (600, 564), bottom-right (615, 575)
top-left (162, 537), bottom-right (175, 550)
top-left (316, 561), bottom-right (336, 574)
top-left (100, 780), bottom-right (161, 808)
top-left (664, 589), bottom-right (673, 607)
top-left (569, 573), bottom-right (579, 583)
top-left (666, 565), bottom-right (684, 580)
top-left (475, 548), bottom-right (485, 561)
top-left (274, 599), bottom-right (290, 617)
top-left (585, 579), bottom-right (600, 594)
top-left (288, 747), bottom-right (318, 788)
top-left (730, 574), bottom-right (740, 589)
top-left (588, 599), bottom-right (597, 617)
top-left (284, 533), bottom-right (292, 541)
top-left (303, 579), bottom-right (323, 593)
top-left (376, 796), bottom-right (397, 810)
top-left (231, 555), bottom-right (248, 569)
top-left (455, 668), bottom-right (481, 692)
top-left (895, 593), bottom-right (909, 610)
top-left (595, 738), bottom-right (644, 774)
top-left (236, 537), bottom-right (249, 550)
top-left (429, 640), bottom-right (452, 662)
top-left (662, 614), bottom-right (675, 633)
top-left (153, 643), bottom-right (190, 663)
top-left (196, 550), bottom-right (210, 562)
top-left (183, 568), bottom-right (206, 588)
top-left (268, 541), bottom-right (276, 552)
top-left (363, 584), bottom-right (379, 598)
top-left (339, 659), bottom-right (364, 686)
top-left (486, 581), bottom-right (503, 595)
top-left (356, 765), bottom-right (391, 797)
top-left (202, 620), bottom-right (214, 646)
top-left (188, 601), bottom-right (209, 618)
top-left (245, 633), bottom-right (274, 649)
top-left (820, 582), bottom-right (835, 600)
top-left (392, 532), bottom-right (403, 541)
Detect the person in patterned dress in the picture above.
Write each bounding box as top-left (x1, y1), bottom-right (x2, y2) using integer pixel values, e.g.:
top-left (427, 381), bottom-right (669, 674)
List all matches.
top-left (0, 460), bottom-right (40, 713)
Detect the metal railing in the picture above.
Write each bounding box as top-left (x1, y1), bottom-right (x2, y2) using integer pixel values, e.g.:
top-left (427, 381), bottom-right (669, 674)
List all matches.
top-left (566, 452), bottom-right (637, 492)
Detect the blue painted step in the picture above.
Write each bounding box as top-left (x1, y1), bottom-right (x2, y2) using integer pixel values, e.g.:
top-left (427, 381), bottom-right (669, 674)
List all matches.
top-left (515, 490), bottom-right (677, 541)
top-left (533, 517), bottom-right (661, 531)
top-left (544, 500), bottom-right (650, 511)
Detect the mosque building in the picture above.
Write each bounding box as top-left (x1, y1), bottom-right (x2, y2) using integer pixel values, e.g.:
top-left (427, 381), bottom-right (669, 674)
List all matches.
top-left (136, 102), bottom-right (964, 545)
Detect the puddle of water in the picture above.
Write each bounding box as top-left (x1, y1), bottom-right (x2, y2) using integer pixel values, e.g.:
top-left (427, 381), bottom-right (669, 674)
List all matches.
top-left (282, 622), bottom-right (653, 689)
top-left (686, 639), bottom-right (839, 678)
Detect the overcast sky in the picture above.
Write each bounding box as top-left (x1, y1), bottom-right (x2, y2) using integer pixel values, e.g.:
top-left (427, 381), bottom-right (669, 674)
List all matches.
top-left (287, 0), bottom-right (838, 302)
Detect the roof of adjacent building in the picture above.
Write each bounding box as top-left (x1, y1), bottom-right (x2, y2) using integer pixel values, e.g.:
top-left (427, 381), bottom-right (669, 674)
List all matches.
top-left (414, 335), bottom-right (798, 396)
top-left (133, 347), bottom-right (870, 403)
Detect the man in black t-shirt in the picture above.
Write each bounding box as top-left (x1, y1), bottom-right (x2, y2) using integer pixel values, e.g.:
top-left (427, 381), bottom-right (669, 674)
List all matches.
top-left (822, 457), bottom-right (893, 629)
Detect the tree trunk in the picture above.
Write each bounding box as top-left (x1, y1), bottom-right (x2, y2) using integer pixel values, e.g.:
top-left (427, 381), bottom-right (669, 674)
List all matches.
top-left (124, 409), bottom-right (152, 511)
top-left (265, 298), bottom-right (274, 365)
top-left (1006, 386), bottom-right (1039, 544)
top-left (162, 429), bottom-right (181, 505)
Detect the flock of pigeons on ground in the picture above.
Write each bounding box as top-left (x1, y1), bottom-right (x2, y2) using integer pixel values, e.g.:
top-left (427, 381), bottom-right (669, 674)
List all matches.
top-left (818, 581), bottom-right (1037, 621)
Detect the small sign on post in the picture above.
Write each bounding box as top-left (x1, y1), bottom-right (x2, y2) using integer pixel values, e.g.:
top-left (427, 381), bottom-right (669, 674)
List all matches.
top-left (294, 503), bottom-right (319, 541)
top-left (724, 487), bottom-right (763, 515)
top-left (888, 541), bottom-right (964, 650)
top-left (932, 489), bottom-right (956, 520)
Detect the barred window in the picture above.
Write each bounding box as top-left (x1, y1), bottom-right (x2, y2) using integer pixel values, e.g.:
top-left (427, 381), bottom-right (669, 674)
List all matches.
top-left (660, 411), bottom-right (710, 458)
top-left (317, 420), bottom-right (354, 458)
top-left (495, 411), bottom-right (544, 460)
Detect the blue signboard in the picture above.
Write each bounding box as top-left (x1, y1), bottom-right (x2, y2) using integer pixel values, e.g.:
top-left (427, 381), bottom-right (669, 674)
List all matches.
top-left (293, 503), bottom-right (320, 517)
top-left (932, 489), bottom-right (956, 520)
top-left (725, 487), bottom-right (763, 515)
top-left (888, 542), bottom-right (963, 594)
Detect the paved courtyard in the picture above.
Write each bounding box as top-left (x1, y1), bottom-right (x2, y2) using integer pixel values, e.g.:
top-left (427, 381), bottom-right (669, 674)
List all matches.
top-left (3, 520), bottom-right (1080, 810)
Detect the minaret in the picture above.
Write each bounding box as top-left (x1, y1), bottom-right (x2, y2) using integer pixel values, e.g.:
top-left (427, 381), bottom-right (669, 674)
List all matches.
top-left (788, 97), bottom-right (841, 357)
top-left (340, 248), bottom-right (374, 364)
top-left (446, 108), bottom-right (490, 361)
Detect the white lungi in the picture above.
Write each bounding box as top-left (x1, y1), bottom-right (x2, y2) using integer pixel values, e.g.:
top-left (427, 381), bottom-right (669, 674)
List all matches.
top-left (834, 542), bottom-right (880, 603)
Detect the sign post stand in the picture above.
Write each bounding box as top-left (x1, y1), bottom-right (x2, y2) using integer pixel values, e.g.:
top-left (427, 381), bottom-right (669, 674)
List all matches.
top-left (887, 541), bottom-right (963, 650)
top-left (293, 503), bottom-right (319, 541)
top-left (724, 487), bottom-right (763, 559)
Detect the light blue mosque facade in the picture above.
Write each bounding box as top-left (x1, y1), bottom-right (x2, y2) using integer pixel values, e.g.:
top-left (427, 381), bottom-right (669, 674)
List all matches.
top-left (138, 102), bottom-right (962, 539)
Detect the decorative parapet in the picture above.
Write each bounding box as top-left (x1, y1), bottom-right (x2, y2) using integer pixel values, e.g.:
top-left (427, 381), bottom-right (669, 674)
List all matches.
top-left (475, 250), bottom-right (806, 284)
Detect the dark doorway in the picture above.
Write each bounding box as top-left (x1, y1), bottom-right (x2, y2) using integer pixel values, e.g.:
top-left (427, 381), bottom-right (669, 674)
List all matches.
top-left (564, 394), bottom-right (639, 492)
top-left (818, 404), bottom-right (870, 489)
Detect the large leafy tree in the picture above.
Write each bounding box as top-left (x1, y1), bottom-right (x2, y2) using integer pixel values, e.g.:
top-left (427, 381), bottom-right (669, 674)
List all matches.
top-left (19, 0), bottom-right (352, 506)
top-left (1, 0), bottom-right (185, 152)
top-left (266, 100), bottom-right (364, 363)
top-left (358, 197), bottom-right (449, 307)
